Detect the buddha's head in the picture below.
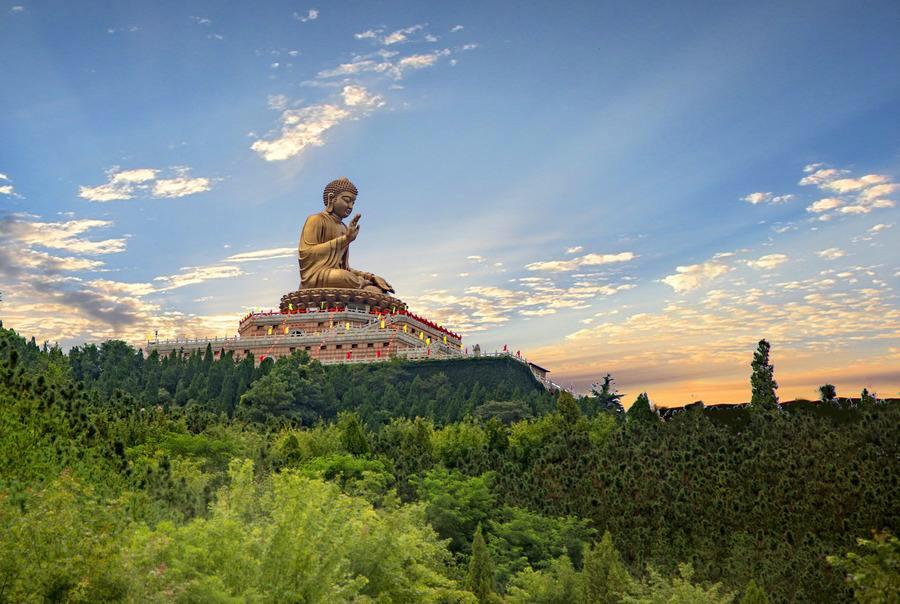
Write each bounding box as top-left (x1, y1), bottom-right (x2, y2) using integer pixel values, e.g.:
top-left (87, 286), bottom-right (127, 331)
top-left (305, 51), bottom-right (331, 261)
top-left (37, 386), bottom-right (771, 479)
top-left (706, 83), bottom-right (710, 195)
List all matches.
top-left (323, 177), bottom-right (358, 219)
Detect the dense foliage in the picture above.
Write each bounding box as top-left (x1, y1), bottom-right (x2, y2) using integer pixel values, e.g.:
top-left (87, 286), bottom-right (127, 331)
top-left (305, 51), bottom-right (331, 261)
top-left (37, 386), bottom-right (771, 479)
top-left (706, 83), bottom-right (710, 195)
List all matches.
top-left (0, 326), bottom-right (897, 602)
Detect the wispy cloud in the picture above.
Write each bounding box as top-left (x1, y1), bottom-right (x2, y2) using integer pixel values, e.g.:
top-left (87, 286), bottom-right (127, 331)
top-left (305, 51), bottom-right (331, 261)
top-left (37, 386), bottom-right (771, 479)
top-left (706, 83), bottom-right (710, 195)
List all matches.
top-left (800, 164), bottom-right (897, 218)
top-left (316, 48), bottom-right (453, 81)
top-left (251, 85), bottom-right (383, 161)
top-left (405, 279), bottom-right (636, 333)
top-left (383, 24), bottom-right (425, 45)
top-left (293, 9), bottom-right (318, 22)
top-left (741, 191), bottom-right (794, 205)
top-left (526, 251), bottom-right (636, 272)
top-left (79, 166), bottom-right (213, 202)
top-left (153, 264), bottom-right (243, 291)
top-left (2, 215), bottom-right (126, 254)
top-left (817, 247), bottom-right (845, 260)
top-left (745, 253), bottom-right (788, 270)
top-left (661, 259), bottom-right (730, 293)
top-left (0, 172), bottom-right (21, 197)
top-left (223, 247), bottom-right (295, 262)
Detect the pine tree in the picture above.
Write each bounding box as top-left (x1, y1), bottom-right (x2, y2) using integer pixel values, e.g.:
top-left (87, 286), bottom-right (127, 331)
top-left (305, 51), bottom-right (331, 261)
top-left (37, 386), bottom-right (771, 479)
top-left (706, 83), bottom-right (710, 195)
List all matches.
top-left (819, 384), bottom-right (837, 406)
top-left (626, 392), bottom-right (657, 423)
top-left (338, 411), bottom-right (370, 455)
top-left (592, 373), bottom-right (625, 418)
top-left (465, 524), bottom-right (496, 603)
top-left (750, 339), bottom-right (778, 411)
top-left (557, 391), bottom-right (581, 424)
top-left (582, 531), bottom-right (632, 603)
top-left (860, 387), bottom-right (877, 407)
top-left (739, 579), bottom-right (770, 604)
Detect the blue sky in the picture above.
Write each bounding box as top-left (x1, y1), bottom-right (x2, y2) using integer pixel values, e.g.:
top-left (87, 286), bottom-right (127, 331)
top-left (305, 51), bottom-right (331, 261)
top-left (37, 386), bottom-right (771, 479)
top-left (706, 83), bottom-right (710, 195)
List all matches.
top-left (1, 0), bottom-right (898, 404)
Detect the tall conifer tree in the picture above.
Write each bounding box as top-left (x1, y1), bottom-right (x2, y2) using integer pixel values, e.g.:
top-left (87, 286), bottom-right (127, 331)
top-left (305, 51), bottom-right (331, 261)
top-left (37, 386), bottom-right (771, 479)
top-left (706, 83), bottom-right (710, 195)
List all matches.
top-left (466, 524), bottom-right (496, 603)
top-left (750, 339), bottom-right (778, 411)
top-left (583, 531), bottom-right (632, 603)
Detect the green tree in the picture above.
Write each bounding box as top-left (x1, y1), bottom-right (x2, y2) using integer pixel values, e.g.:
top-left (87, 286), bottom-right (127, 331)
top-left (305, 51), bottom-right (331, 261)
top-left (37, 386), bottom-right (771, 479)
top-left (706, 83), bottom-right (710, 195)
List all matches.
top-left (860, 388), bottom-right (878, 407)
top-left (626, 393), bottom-right (657, 424)
top-left (750, 339), bottom-right (779, 411)
top-left (505, 555), bottom-right (584, 604)
top-left (828, 530), bottom-right (900, 604)
top-left (739, 579), bottom-right (770, 604)
top-left (418, 468), bottom-right (495, 554)
top-left (466, 524), bottom-right (497, 603)
top-left (592, 374), bottom-right (625, 418)
top-left (557, 391), bottom-right (581, 424)
top-left (582, 531), bottom-right (632, 603)
top-left (338, 411), bottom-right (370, 456)
top-left (819, 384), bottom-right (838, 406)
top-left (625, 563), bottom-right (733, 604)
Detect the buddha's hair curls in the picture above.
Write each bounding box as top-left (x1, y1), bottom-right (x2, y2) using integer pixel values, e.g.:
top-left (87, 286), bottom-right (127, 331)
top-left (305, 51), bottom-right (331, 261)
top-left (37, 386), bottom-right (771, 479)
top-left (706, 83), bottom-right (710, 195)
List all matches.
top-left (323, 177), bottom-right (358, 206)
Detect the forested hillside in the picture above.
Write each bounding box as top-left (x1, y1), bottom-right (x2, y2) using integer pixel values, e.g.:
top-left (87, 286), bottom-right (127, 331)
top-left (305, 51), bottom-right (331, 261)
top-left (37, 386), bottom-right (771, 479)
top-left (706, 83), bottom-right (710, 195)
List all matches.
top-left (1, 325), bottom-right (897, 603)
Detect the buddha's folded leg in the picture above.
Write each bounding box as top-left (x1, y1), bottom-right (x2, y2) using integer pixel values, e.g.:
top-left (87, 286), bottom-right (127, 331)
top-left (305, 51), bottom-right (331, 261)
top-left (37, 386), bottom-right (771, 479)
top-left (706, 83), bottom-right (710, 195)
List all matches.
top-left (319, 268), bottom-right (369, 289)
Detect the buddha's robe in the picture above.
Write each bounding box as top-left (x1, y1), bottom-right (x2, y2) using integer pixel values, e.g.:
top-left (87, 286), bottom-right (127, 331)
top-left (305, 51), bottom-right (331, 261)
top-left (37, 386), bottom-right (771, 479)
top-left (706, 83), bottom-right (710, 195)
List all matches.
top-left (298, 211), bottom-right (368, 289)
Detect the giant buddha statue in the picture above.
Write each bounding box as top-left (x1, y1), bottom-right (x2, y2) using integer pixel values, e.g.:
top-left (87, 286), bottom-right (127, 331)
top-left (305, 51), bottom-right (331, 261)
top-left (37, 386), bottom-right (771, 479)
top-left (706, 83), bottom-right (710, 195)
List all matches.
top-left (280, 177), bottom-right (404, 314)
top-left (298, 177), bottom-right (394, 294)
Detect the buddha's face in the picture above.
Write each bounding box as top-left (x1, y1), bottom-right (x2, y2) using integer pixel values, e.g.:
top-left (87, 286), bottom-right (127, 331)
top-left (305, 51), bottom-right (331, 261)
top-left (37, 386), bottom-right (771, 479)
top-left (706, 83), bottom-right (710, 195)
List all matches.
top-left (329, 191), bottom-right (356, 219)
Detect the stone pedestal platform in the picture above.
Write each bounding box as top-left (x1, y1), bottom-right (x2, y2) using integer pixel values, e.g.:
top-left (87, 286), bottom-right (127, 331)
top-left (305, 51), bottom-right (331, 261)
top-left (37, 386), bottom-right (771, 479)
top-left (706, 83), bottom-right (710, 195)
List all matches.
top-left (280, 288), bottom-right (407, 313)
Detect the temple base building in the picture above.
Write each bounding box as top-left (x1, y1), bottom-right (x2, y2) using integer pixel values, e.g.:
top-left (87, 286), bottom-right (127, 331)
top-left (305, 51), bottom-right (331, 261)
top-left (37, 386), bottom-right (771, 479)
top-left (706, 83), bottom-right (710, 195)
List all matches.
top-left (148, 288), bottom-right (463, 365)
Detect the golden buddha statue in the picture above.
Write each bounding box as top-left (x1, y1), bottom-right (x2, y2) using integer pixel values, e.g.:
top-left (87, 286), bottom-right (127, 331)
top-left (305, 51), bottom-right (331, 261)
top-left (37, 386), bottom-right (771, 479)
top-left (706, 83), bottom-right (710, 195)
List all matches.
top-left (298, 177), bottom-right (394, 294)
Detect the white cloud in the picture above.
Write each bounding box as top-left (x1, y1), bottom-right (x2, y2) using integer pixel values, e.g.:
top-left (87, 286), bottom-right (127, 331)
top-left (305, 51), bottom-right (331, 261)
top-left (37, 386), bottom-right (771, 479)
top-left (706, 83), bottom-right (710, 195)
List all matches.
top-left (450, 25), bottom-right (464, 32)
top-left (661, 260), bottom-right (730, 293)
top-left (526, 251), bottom-right (636, 272)
top-left (807, 197), bottom-right (843, 213)
top-left (268, 94), bottom-right (289, 110)
top-left (799, 164), bottom-right (898, 220)
top-left (817, 248), bottom-right (845, 260)
top-left (858, 183), bottom-right (899, 202)
top-left (566, 246), bottom-right (583, 254)
top-left (746, 253), bottom-right (789, 270)
top-left (741, 192), bottom-right (771, 205)
top-left (742, 192), bottom-right (795, 205)
top-left (10, 5), bottom-right (25, 13)
top-left (224, 247), bottom-right (295, 262)
top-left (799, 167), bottom-right (848, 186)
top-left (870, 223), bottom-right (893, 233)
top-left (151, 176), bottom-right (212, 198)
top-left (189, 16), bottom-right (211, 25)
top-left (0, 173), bottom-right (20, 197)
top-left (383, 24), bottom-right (425, 45)
top-left (251, 104), bottom-right (350, 161)
top-left (354, 29), bottom-right (381, 40)
top-left (252, 85), bottom-right (384, 161)
top-left (294, 9), bottom-right (318, 22)
top-left (5, 216), bottom-right (126, 254)
top-left (822, 174), bottom-right (889, 193)
top-left (466, 255), bottom-right (485, 262)
top-left (153, 264), bottom-right (243, 291)
top-left (341, 84), bottom-right (384, 108)
top-left (79, 167), bottom-right (212, 202)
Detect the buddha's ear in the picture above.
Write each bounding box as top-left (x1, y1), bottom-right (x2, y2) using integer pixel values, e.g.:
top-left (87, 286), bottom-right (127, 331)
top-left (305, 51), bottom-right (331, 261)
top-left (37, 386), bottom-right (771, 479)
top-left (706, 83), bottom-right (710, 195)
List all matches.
top-left (325, 192), bottom-right (334, 213)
